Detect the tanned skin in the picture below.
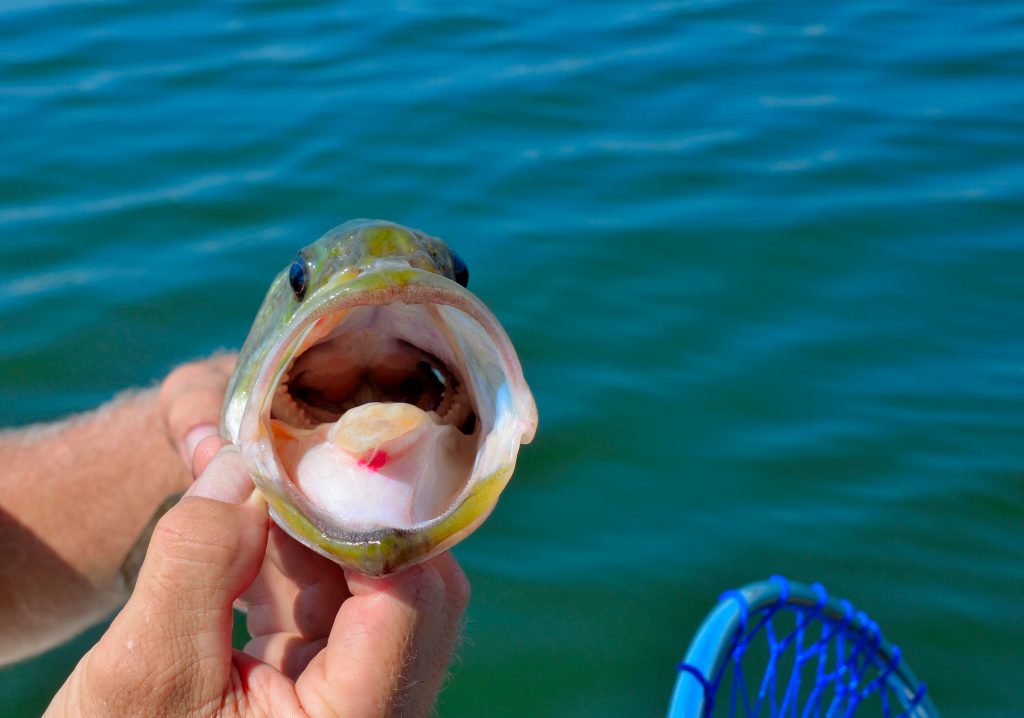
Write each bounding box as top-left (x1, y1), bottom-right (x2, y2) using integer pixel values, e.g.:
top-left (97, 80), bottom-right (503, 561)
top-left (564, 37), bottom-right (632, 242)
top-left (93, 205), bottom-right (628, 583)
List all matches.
top-left (0, 355), bottom-right (234, 664)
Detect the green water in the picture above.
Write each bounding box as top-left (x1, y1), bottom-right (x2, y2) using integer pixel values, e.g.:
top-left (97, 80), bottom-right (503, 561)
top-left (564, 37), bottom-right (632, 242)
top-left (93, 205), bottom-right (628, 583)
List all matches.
top-left (2, 2), bottom-right (1022, 715)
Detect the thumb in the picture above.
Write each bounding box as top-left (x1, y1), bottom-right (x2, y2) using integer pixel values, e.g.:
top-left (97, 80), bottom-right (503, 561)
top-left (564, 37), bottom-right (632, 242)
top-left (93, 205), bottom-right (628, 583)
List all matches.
top-left (101, 446), bottom-right (268, 708)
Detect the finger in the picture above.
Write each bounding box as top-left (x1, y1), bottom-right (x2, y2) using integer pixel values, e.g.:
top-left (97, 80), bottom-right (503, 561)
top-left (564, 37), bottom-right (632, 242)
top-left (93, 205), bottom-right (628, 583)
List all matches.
top-left (95, 446), bottom-right (268, 711)
top-left (244, 633), bottom-right (328, 681)
top-left (159, 353), bottom-right (237, 461)
top-left (264, 523), bottom-right (351, 590)
top-left (241, 524), bottom-right (350, 639)
top-left (192, 434), bottom-right (226, 477)
top-left (296, 553), bottom-right (470, 718)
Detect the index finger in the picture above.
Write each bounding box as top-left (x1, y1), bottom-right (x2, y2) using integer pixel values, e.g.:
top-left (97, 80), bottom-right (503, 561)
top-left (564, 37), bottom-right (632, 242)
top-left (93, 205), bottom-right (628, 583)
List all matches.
top-left (159, 352), bottom-right (237, 460)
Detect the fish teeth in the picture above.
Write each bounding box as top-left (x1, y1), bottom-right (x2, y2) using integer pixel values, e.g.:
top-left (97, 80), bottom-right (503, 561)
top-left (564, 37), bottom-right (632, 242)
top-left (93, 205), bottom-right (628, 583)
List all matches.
top-left (272, 384), bottom-right (316, 429)
top-left (434, 367), bottom-right (457, 419)
top-left (271, 363), bottom-right (474, 433)
top-left (432, 375), bottom-right (473, 432)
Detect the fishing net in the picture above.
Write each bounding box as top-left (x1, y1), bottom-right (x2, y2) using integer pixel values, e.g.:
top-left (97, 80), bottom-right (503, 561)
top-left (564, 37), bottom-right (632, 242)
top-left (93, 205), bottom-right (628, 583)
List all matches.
top-left (672, 577), bottom-right (935, 718)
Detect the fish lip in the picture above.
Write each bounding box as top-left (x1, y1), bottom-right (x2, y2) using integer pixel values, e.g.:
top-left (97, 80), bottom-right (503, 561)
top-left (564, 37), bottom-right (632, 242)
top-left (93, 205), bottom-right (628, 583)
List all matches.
top-left (237, 266), bottom-right (537, 570)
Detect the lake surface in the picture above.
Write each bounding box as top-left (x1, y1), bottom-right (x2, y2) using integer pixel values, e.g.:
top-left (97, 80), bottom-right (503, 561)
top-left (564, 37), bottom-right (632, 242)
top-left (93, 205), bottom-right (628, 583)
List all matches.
top-left (2, 1), bottom-right (1022, 715)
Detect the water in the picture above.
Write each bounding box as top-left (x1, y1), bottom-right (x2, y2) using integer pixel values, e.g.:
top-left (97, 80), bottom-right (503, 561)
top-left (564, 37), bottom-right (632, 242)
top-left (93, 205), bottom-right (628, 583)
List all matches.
top-left (1, 1), bottom-right (1022, 715)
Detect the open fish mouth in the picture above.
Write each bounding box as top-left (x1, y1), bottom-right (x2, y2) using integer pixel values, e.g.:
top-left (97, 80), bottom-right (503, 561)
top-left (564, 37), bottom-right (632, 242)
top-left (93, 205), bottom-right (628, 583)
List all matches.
top-left (268, 296), bottom-right (486, 530)
top-left (276, 327), bottom-right (476, 435)
top-left (224, 226), bottom-right (536, 576)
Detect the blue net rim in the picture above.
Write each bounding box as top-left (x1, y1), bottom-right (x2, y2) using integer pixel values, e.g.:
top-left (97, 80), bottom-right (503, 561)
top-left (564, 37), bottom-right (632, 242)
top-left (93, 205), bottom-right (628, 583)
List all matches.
top-left (666, 576), bottom-right (939, 718)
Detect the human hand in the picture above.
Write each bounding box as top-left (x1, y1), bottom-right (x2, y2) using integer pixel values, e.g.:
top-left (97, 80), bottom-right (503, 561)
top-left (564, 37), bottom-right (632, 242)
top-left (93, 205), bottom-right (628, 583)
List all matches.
top-left (159, 352), bottom-right (237, 464)
top-left (46, 444), bottom-right (470, 718)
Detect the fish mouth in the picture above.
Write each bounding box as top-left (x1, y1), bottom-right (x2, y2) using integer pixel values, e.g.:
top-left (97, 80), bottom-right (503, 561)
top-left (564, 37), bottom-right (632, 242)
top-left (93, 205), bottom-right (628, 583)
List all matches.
top-left (274, 327), bottom-right (478, 436)
top-left (244, 268), bottom-right (536, 554)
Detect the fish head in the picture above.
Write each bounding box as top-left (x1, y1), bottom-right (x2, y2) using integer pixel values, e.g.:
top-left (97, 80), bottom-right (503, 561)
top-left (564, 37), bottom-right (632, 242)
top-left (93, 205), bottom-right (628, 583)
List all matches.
top-left (222, 219), bottom-right (537, 576)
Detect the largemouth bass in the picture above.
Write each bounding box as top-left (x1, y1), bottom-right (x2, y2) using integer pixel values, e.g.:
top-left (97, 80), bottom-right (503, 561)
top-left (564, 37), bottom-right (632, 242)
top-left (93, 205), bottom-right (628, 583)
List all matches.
top-left (222, 220), bottom-right (537, 576)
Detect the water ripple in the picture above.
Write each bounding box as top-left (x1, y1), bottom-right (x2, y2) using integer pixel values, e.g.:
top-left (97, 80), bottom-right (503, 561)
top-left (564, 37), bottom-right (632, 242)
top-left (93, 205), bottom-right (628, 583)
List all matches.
top-left (0, 170), bottom-right (274, 226)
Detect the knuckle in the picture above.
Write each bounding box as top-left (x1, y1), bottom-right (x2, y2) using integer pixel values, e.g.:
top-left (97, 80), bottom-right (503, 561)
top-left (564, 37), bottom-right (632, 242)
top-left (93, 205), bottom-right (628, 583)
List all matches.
top-left (150, 504), bottom-right (239, 575)
top-left (159, 364), bottom-right (203, 426)
top-left (159, 356), bottom-right (237, 441)
top-left (160, 359), bottom-right (231, 412)
top-left (161, 361), bottom-right (205, 400)
top-left (150, 508), bottom-right (198, 553)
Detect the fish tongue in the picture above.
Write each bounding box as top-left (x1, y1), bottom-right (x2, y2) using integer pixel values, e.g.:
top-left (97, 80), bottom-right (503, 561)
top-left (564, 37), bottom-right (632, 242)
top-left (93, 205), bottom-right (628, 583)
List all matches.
top-left (328, 401), bottom-right (433, 463)
top-left (292, 402), bottom-right (440, 528)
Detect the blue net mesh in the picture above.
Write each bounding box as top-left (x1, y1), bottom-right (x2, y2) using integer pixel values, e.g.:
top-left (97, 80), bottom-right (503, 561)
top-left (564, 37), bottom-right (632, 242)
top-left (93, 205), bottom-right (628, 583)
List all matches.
top-left (676, 577), bottom-right (930, 718)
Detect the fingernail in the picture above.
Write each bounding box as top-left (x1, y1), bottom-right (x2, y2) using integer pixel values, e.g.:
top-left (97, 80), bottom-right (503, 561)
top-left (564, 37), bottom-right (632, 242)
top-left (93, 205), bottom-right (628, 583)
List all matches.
top-left (181, 423), bottom-right (219, 464)
top-left (185, 446), bottom-right (254, 503)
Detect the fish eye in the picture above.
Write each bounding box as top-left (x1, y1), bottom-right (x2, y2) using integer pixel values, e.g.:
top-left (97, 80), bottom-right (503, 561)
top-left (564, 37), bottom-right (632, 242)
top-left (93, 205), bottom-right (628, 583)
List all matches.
top-left (451, 250), bottom-right (469, 288)
top-left (289, 255), bottom-right (309, 301)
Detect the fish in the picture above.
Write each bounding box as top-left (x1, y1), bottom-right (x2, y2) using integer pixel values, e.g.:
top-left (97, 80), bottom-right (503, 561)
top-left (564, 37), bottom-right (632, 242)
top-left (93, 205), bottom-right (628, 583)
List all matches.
top-left (221, 219), bottom-right (537, 576)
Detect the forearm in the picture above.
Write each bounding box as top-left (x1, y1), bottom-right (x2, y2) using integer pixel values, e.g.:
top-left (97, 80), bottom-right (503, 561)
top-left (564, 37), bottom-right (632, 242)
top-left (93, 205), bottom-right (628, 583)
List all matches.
top-left (0, 388), bottom-right (192, 665)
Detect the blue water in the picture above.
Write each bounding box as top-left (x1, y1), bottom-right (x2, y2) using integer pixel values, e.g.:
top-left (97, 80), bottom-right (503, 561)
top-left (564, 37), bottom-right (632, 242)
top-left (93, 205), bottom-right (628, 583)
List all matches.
top-left (2, 1), bottom-right (1022, 715)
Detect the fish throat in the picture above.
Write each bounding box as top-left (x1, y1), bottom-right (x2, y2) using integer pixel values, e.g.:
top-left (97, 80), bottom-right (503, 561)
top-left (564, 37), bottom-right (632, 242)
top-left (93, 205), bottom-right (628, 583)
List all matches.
top-left (265, 300), bottom-right (483, 531)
